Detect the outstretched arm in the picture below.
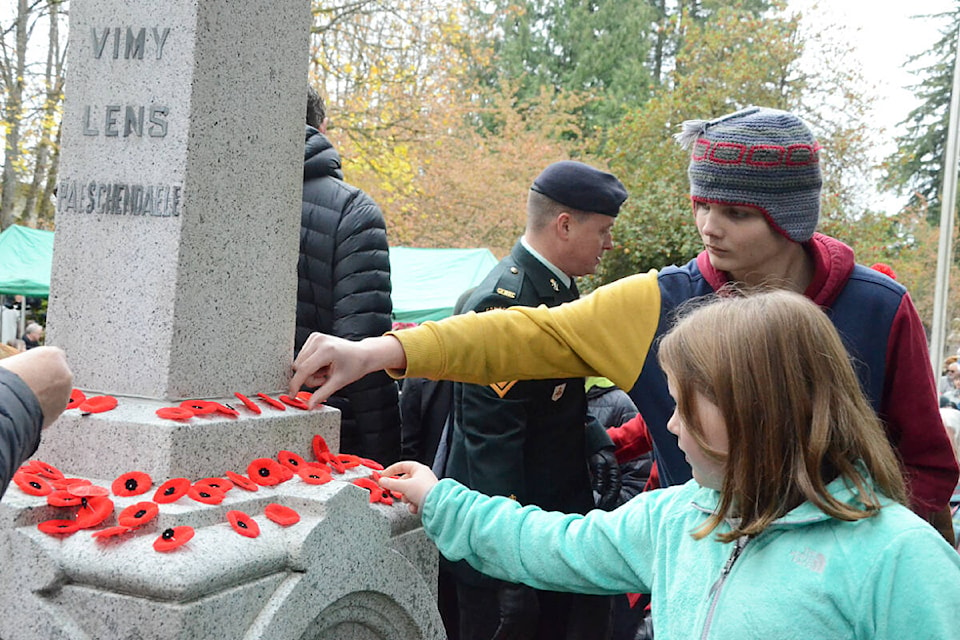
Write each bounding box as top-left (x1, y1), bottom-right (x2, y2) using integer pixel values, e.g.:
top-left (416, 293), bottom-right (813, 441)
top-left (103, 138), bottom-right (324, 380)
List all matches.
top-left (290, 334), bottom-right (407, 408)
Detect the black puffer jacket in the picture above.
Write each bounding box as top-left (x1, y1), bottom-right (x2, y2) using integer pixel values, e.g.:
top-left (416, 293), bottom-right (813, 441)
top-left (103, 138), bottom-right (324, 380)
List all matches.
top-left (296, 126), bottom-right (400, 465)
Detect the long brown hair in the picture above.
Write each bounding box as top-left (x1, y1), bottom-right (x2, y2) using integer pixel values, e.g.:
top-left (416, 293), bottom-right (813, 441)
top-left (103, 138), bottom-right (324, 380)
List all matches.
top-left (658, 290), bottom-right (907, 542)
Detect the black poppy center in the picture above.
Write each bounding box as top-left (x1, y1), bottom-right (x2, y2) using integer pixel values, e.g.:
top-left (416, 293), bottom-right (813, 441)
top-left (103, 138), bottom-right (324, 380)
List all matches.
top-left (162, 528), bottom-right (175, 539)
top-left (164, 486), bottom-right (176, 496)
top-left (29, 481), bottom-right (41, 490)
top-left (199, 491), bottom-right (210, 498)
top-left (135, 509), bottom-right (147, 518)
top-left (125, 478), bottom-right (138, 491)
top-left (237, 520), bottom-right (248, 529)
top-left (258, 468), bottom-right (270, 477)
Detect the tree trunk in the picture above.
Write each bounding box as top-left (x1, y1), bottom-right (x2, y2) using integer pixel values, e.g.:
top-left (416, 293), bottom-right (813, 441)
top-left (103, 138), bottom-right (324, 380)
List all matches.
top-left (0, 0), bottom-right (30, 231)
top-left (20, 0), bottom-right (65, 228)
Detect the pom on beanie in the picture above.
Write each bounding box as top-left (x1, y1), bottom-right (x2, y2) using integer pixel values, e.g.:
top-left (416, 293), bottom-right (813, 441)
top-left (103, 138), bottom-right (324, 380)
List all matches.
top-left (675, 106), bottom-right (822, 243)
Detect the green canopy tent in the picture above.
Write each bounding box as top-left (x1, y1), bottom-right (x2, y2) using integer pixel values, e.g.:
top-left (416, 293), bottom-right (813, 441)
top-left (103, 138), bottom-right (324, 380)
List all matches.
top-left (0, 225), bottom-right (53, 297)
top-left (389, 247), bottom-right (498, 324)
top-left (0, 224), bottom-right (54, 344)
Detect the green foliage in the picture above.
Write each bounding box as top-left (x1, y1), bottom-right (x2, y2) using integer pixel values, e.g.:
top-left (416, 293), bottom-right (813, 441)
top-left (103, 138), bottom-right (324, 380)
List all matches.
top-left (462, 0), bottom-right (659, 135)
top-left (595, 1), bottom-right (802, 282)
top-left (882, 6), bottom-right (960, 220)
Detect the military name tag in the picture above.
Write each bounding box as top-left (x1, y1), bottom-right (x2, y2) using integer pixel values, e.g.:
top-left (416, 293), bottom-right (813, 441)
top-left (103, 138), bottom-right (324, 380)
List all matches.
top-left (496, 287), bottom-right (516, 299)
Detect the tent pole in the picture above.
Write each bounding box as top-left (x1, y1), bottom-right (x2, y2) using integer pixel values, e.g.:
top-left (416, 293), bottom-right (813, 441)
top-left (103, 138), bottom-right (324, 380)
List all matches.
top-left (930, 24), bottom-right (960, 378)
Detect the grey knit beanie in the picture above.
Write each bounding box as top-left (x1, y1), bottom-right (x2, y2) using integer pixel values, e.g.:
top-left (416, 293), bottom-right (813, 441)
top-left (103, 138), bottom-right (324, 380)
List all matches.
top-left (674, 106), bottom-right (822, 243)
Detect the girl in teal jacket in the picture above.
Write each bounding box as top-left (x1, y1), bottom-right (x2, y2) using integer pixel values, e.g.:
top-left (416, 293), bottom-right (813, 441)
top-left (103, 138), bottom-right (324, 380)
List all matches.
top-left (380, 290), bottom-right (960, 640)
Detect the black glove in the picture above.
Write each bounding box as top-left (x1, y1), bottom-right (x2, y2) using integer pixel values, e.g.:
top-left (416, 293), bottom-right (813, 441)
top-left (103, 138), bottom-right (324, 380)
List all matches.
top-left (491, 583), bottom-right (539, 640)
top-left (589, 446), bottom-right (622, 511)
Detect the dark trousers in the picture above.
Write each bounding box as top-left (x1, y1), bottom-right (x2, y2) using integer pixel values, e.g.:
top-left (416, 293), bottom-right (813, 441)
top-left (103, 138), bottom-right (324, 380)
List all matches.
top-left (456, 580), bottom-right (611, 640)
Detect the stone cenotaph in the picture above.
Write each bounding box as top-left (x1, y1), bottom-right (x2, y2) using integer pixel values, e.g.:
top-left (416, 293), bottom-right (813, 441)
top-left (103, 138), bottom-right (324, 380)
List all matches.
top-left (0, 1), bottom-right (442, 639)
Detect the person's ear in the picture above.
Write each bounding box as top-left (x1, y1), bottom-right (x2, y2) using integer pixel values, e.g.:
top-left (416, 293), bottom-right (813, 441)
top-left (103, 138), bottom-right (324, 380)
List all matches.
top-left (318, 117), bottom-right (328, 134)
top-left (556, 212), bottom-right (572, 239)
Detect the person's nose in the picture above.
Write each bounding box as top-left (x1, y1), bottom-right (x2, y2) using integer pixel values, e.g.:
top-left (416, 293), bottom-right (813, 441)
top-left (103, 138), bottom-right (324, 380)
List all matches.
top-left (666, 409), bottom-right (680, 436)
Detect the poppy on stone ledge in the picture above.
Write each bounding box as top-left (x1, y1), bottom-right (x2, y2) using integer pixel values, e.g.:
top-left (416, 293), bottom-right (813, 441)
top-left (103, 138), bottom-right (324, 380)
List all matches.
top-left (227, 510), bottom-right (260, 538)
top-left (112, 471), bottom-right (153, 497)
top-left (277, 450), bottom-right (306, 472)
top-left (247, 458), bottom-right (287, 486)
top-left (153, 477), bottom-right (191, 504)
top-left (156, 407), bottom-right (194, 421)
top-left (66, 388), bottom-right (86, 410)
top-left (225, 470), bottom-right (258, 492)
top-left (153, 526), bottom-right (194, 552)
top-left (39, 519), bottom-right (80, 535)
top-left (233, 392), bottom-right (262, 414)
top-left (264, 503), bottom-right (300, 526)
top-left (13, 472), bottom-right (51, 496)
top-left (118, 501), bottom-right (159, 528)
top-left (256, 393), bottom-right (286, 411)
top-left (187, 484), bottom-right (225, 505)
top-left (78, 395), bottom-right (118, 415)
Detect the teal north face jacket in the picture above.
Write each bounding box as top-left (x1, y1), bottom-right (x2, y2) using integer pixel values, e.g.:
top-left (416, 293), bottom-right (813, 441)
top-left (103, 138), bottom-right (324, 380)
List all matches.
top-left (422, 475), bottom-right (960, 640)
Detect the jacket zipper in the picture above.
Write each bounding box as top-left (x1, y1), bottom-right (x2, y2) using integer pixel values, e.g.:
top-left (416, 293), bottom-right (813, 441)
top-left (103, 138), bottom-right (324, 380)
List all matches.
top-left (700, 535), bottom-right (749, 640)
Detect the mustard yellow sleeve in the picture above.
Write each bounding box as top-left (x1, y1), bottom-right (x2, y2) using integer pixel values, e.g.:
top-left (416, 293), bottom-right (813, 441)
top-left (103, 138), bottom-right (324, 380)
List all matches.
top-left (389, 270), bottom-right (661, 390)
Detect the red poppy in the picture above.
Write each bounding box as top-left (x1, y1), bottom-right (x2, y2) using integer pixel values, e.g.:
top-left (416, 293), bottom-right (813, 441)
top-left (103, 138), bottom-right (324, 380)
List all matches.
top-left (156, 407), bottom-right (194, 421)
top-left (337, 454), bottom-right (362, 470)
top-left (296, 391), bottom-right (315, 403)
top-left (226, 510), bottom-right (260, 538)
top-left (215, 403), bottom-right (239, 418)
top-left (233, 392), bottom-right (262, 415)
top-left (179, 399), bottom-right (218, 415)
top-left (27, 460), bottom-right (64, 480)
top-left (66, 388), bottom-right (87, 410)
top-left (358, 457), bottom-right (385, 471)
top-left (92, 525), bottom-right (134, 540)
top-left (13, 472), bottom-right (51, 496)
top-left (256, 393), bottom-right (286, 411)
top-left (68, 484), bottom-right (110, 498)
top-left (311, 434), bottom-right (331, 460)
top-left (264, 503), bottom-right (300, 526)
top-left (247, 458), bottom-right (287, 486)
top-left (112, 471), bottom-right (153, 497)
top-left (47, 490), bottom-right (84, 507)
top-left (118, 501), bottom-right (159, 528)
top-left (297, 463), bottom-right (332, 485)
top-left (153, 477), bottom-right (191, 504)
top-left (153, 526), bottom-right (194, 552)
top-left (319, 452), bottom-right (346, 474)
top-left (187, 484), bottom-right (225, 505)
top-left (53, 477), bottom-right (91, 490)
top-left (76, 496), bottom-right (114, 528)
top-left (78, 395), bottom-right (118, 414)
top-left (194, 477), bottom-right (234, 493)
top-left (277, 450), bottom-right (306, 472)
top-left (279, 395), bottom-right (309, 410)
top-left (225, 470), bottom-right (258, 492)
top-left (352, 477), bottom-right (397, 505)
top-left (38, 519), bottom-right (80, 535)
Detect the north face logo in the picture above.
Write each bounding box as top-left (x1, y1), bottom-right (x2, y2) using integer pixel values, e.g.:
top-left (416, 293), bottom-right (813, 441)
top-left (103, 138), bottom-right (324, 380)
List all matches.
top-left (790, 547), bottom-right (826, 573)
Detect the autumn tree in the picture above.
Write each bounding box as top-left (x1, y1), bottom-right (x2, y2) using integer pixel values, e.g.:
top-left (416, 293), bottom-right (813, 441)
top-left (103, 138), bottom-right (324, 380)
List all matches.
top-left (308, 0), bottom-right (591, 257)
top-left (883, 5), bottom-right (960, 219)
top-left (0, 0), bottom-right (66, 231)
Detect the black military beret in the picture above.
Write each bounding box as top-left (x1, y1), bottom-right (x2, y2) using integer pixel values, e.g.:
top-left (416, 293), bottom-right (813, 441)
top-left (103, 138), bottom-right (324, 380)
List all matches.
top-left (530, 160), bottom-right (628, 217)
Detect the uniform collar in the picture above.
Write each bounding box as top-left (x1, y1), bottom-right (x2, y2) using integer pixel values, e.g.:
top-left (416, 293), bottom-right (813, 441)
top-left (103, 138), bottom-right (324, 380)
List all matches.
top-left (520, 236), bottom-right (571, 288)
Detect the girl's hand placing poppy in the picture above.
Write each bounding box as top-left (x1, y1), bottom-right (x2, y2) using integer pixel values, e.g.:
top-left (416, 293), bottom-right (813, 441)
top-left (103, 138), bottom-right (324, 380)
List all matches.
top-left (378, 461), bottom-right (439, 515)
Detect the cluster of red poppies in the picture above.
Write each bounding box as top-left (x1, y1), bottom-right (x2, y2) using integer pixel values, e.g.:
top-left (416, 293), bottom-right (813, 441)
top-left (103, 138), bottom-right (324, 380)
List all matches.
top-left (11, 435), bottom-right (398, 552)
top-left (65, 388), bottom-right (319, 421)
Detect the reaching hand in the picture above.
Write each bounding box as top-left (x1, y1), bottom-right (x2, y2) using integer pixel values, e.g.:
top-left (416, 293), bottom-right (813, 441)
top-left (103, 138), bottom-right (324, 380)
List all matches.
top-left (378, 461), bottom-right (439, 515)
top-left (0, 347), bottom-right (73, 428)
top-left (589, 446), bottom-right (622, 511)
top-left (289, 333), bottom-right (407, 408)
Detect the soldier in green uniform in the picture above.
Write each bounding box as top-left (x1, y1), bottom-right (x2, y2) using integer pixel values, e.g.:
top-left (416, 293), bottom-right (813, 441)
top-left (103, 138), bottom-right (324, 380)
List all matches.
top-left (445, 160), bottom-right (628, 640)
